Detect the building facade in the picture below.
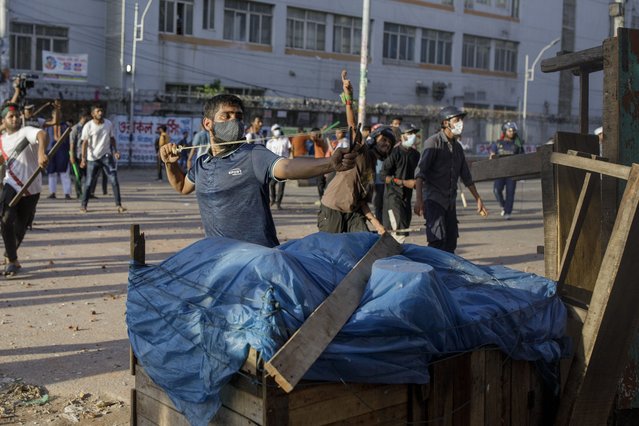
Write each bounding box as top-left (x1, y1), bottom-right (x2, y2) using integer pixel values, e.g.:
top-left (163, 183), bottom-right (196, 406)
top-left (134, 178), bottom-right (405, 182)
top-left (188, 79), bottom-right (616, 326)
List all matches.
top-left (0, 0), bottom-right (616, 148)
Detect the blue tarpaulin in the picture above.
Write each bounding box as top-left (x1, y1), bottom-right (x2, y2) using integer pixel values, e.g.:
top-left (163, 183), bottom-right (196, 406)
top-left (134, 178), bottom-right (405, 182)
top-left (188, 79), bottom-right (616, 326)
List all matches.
top-left (127, 232), bottom-right (567, 426)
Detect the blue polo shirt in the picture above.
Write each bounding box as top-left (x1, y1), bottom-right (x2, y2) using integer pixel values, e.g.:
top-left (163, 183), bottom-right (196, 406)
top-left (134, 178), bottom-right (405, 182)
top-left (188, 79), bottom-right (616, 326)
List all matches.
top-left (186, 143), bottom-right (282, 247)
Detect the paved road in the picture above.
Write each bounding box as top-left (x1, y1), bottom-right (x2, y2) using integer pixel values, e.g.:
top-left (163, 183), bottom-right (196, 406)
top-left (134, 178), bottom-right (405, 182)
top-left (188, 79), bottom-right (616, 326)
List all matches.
top-left (0, 168), bottom-right (545, 406)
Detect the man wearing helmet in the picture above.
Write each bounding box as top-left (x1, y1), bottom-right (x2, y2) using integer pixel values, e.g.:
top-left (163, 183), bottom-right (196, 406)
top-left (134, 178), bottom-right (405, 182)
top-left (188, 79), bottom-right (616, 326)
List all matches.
top-left (414, 106), bottom-right (488, 253)
top-left (489, 121), bottom-right (524, 220)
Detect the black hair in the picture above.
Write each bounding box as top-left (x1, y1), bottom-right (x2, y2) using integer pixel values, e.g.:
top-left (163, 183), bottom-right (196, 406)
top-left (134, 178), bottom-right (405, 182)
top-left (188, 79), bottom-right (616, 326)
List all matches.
top-left (251, 115), bottom-right (263, 122)
top-left (203, 94), bottom-right (244, 120)
top-left (158, 125), bottom-right (167, 132)
top-left (310, 127), bottom-right (321, 132)
top-left (91, 104), bottom-right (103, 112)
top-left (362, 125), bottom-right (371, 132)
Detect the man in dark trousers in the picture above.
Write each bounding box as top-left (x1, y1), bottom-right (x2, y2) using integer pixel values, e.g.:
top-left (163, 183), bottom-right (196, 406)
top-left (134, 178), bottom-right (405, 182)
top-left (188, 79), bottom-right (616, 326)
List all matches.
top-left (381, 123), bottom-right (421, 242)
top-left (414, 106), bottom-right (488, 253)
top-left (0, 102), bottom-right (48, 275)
top-left (489, 121), bottom-right (524, 220)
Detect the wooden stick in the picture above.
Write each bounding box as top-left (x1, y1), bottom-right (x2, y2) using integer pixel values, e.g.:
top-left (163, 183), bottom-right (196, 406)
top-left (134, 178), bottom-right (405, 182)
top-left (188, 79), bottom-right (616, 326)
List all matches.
top-left (9, 126), bottom-right (71, 207)
top-left (264, 233), bottom-right (402, 392)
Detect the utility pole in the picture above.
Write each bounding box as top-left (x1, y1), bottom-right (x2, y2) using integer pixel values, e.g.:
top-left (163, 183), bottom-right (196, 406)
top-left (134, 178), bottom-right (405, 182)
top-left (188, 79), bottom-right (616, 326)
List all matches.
top-left (128, 0), bottom-right (153, 166)
top-left (357, 0), bottom-right (370, 126)
top-left (610, 0), bottom-right (625, 36)
top-left (557, 0), bottom-right (576, 123)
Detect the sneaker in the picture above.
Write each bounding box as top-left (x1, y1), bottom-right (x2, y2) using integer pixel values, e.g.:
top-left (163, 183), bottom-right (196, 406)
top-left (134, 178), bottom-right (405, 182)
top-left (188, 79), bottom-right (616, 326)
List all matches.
top-left (117, 206), bottom-right (127, 214)
top-left (47, 193), bottom-right (56, 199)
top-left (89, 194), bottom-right (98, 199)
top-left (500, 209), bottom-right (505, 217)
top-left (80, 207), bottom-right (87, 213)
top-left (504, 213), bottom-right (511, 220)
top-left (64, 194), bottom-right (72, 200)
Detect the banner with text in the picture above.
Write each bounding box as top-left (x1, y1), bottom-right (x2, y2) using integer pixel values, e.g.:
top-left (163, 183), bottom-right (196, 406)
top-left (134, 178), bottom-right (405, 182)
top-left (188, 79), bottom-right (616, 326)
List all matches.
top-left (41, 51), bottom-right (88, 82)
top-left (113, 115), bottom-right (201, 164)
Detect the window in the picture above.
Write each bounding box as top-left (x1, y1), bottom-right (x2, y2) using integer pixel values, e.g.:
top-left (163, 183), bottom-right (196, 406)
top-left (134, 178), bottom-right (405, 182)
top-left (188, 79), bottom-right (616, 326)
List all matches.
top-left (224, 0), bottom-right (273, 45)
top-left (462, 35), bottom-right (491, 69)
top-left (476, 0), bottom-right (490, 4)
top-left (383, 23), bottom-right (415, 61)
top-left (494, 40), bottom-right (517, 72)
top-left (203, 0), bottom-right (215, 29)
top-left (10, 22), bottom-right (68, 71)
top-left (159, 0), bottom-right (193, 35)
top-left (421, 29), bottom-right (452, 66)
top-left (333, 15), bottom-right (362, 55)
top-left (495, 0), bottom-right (507, 8)
top-left (286, 7), bottom-right (326, 51)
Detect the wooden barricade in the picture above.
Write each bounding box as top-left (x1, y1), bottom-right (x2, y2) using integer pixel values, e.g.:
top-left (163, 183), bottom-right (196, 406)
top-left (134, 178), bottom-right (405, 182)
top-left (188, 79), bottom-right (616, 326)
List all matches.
top-left (132, 348), bottom-right (547, 426)
top-left (128, 226), bottom-right (549, 425)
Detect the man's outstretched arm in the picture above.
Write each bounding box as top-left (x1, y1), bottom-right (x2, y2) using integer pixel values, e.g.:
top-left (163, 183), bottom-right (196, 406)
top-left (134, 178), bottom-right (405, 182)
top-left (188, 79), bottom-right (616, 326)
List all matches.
top-left (273, 147), bottom-right (356, 180)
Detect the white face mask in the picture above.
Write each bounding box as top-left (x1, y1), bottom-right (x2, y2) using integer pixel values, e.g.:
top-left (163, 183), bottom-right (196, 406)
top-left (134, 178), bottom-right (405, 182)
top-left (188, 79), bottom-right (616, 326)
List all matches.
top-left (450, 120), bottom-right (463, 136)
top-left (273, 129), bottom-right (282, 137)
top-left (402, 134), bottom-right (417, 148)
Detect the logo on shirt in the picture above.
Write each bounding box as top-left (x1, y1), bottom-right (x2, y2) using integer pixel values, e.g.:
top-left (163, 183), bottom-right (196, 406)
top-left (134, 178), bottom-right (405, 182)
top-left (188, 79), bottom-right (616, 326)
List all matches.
top-left (228, 168), bottom-right (242, 176)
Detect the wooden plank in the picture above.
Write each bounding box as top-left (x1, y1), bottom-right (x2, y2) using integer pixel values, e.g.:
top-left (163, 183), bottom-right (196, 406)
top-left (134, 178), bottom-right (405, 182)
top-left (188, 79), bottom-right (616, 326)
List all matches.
top-left (264, 233), bottom-right (402, 392)
top-left (289, 382), bottom-right (384, 411)
top-left (559, 306), bottom-right (586, 396)
top-left (554, 133), bottom-right (602, 295)
top-left (136, 392), bottom-right (191, 426)
top-left (540, 45), bottom-right (603, 73)
top-left (263, 375), bottom-right (289, 425)
top-left (327, 403), bottom-right (407, 425)
top-left (511, 361), bottom-right (530, 426)
top-left (469, 151), bottom-right (542, 183)
top-left (288, 384), bottom-right (408, 425)
top-left (431, 358), bottom-right (454, 426)
top-left (557, 164), bottom-right (639, 425)
top-left (556, 171), bottom-right (596, 291)
top-left (452, 354), bottom-right (471, 426)
top-left (601, 36), bottom-right (619, 253)
top-left (579, 72), bottom-right (589, 134)
top-left (484, 350), bottom-right (502, 426)
top-left (540, 145), bottom-right (559, 280)
top-left (551, 152), bottom-right (630, 180)
top-left (469, 351), bottom-right (485, 426)
top-left (408, 384), bottom-right (428, 423)
top-left (220, 383), bottom-right (264, 424)
top-left (500, 356), bottom-right (512, 426)
top-left (130, 224), bottom-right (144, 378)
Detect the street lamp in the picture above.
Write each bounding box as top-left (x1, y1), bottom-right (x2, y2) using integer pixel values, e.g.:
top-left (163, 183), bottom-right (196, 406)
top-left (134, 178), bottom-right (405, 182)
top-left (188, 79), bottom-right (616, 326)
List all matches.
top-left (128, 0), bottom-right (154, 167)
top-left (522, 37), bottom-right (560, 140)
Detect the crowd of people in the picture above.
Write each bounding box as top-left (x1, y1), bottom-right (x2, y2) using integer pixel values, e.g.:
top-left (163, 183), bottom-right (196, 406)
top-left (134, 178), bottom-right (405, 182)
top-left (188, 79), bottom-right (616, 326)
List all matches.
top-left (0, 71), bottom-right (127, 276)
top-left (0, 69), bottom-right (531, 277)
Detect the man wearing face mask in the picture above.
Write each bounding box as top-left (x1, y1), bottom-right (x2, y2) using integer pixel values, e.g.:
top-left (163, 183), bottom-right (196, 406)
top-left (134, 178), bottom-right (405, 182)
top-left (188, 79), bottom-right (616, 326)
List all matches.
top-left (414, 106), bottom-right (488, 253)
top-left (159, 94), bottom-right (358, 248)
top-left (381, 123), bottom-right (421, 242)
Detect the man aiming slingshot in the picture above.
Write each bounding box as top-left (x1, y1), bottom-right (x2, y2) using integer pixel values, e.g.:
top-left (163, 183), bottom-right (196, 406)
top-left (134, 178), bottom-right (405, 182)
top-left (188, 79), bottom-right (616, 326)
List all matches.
top-left (159, 92), bottom-right (360, 247)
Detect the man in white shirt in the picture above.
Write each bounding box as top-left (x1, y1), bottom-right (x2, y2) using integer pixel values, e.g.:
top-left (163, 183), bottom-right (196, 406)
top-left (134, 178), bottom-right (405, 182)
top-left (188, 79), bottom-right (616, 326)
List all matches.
top-left (266, 124), bottom-right (292, 209)
top-left (79, 105), bottom-right (125, 213)
top-left (0, 102), bottom-right (48, 276)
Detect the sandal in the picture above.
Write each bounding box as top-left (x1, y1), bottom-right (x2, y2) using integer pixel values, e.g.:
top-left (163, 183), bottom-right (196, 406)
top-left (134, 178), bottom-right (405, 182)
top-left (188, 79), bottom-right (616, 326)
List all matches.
top-left (4, 263), bottom-right (20, 276)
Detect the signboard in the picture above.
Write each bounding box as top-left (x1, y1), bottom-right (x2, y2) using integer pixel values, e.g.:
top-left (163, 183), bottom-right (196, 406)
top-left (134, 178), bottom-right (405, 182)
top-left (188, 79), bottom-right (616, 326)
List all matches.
top-left (41, 50), bottom-right (88, 82)
top-left (113, 115), bottom-right (201, 164)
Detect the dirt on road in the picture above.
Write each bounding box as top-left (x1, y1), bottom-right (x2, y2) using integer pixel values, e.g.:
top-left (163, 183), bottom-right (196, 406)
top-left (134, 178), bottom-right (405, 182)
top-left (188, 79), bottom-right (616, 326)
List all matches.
top-left (0, 168), bottom-right (545, 424)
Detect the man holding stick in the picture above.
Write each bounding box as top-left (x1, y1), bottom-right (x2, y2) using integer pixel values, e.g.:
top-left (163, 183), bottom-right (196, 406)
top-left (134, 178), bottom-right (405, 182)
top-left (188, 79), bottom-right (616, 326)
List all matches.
top-left (0, 102), bottom-right (48, 276)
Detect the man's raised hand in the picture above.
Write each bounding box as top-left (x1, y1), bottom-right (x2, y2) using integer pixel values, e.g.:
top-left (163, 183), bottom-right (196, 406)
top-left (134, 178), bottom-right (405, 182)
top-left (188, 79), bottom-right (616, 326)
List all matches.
top-left (330, 147), bottom-right (357, 172)
top-left (160, 143), bottom-right (179, 163)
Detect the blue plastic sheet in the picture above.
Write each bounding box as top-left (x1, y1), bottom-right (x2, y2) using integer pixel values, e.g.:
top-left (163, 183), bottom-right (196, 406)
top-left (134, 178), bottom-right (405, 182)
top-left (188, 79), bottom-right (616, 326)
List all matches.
top-left (127, 232), bottom-right (567, 426)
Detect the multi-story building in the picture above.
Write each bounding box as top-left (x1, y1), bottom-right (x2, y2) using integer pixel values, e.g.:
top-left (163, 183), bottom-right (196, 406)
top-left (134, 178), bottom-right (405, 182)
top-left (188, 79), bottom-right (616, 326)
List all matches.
top-left (0, 0), bottom-right (616, 149)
